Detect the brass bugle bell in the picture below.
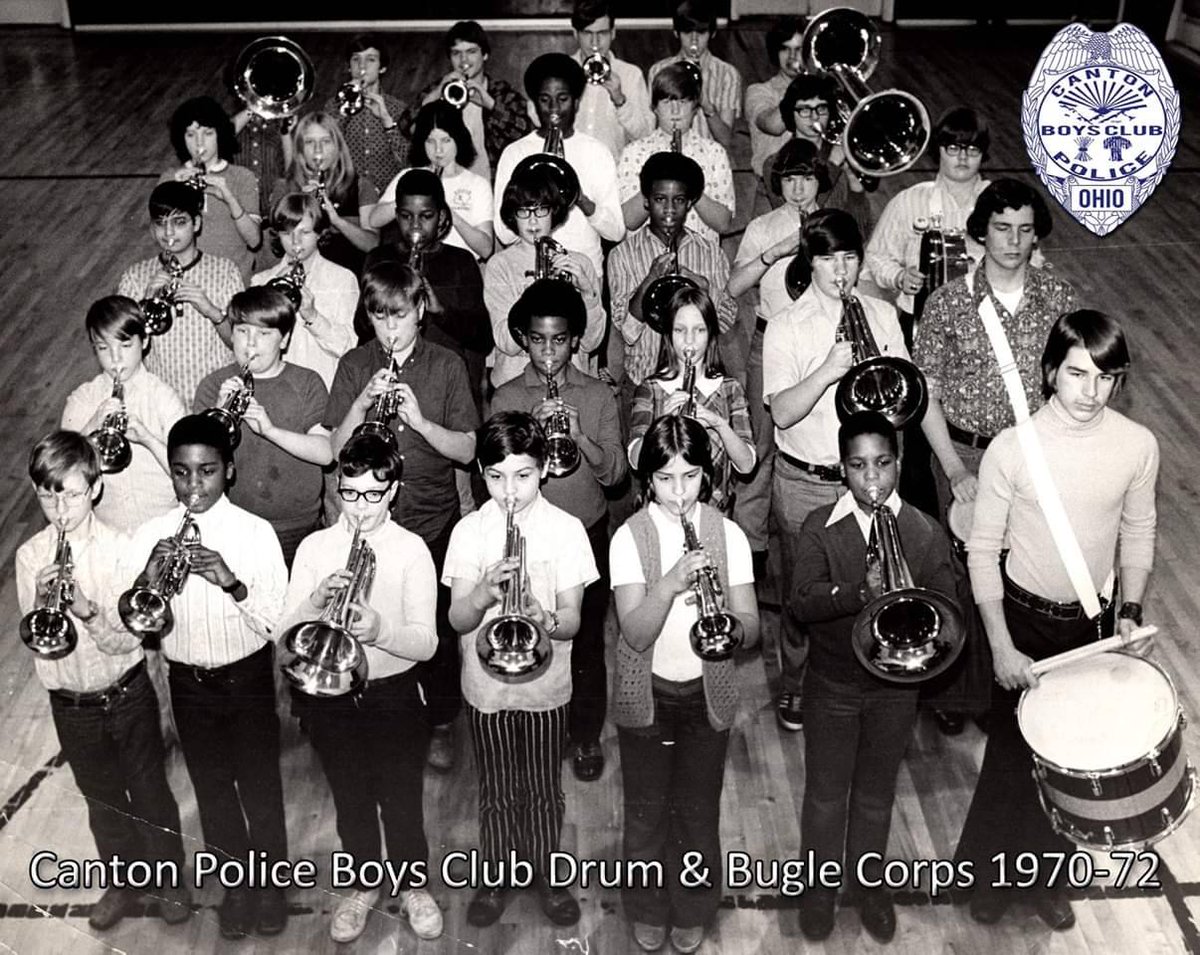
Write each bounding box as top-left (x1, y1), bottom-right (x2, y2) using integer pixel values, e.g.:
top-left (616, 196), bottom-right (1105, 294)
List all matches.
top-left (476, 496), bottom-right (552, 682)
top-left (231, 35), bottom-right (315, 122)
top-left (679, 498), bottom-right (742, 661)
top-left (583, 52), bottom-right (611, 84)
top-left (20, 522), bottom-right (78, 660)
top-left (202, 363), bottom-right (255, 451)
top-left (336, 78), bottom-right (365, 117)
top-left (268, 258), bottom-right (306, 310)
top-left (442, 78), bottom-right (469, 109)
top-left (140, 255), bottom-right (183, 337)
top-left (90, 371), bottom-right (132, 474)
top-left (541, 354), bottom-right (581, 478)
top-left (510, 112), bottom-right (581, 211)
top-left (279, 518), bottom-right (371, 697)
top-left (353, 339), bottom-right (403, 451)
top-left (851, 486), bottom-right (964, 683)
top-left (118, 504), bottom-right (200, 639)
top-left (832, 276), bottom-right (927, 429)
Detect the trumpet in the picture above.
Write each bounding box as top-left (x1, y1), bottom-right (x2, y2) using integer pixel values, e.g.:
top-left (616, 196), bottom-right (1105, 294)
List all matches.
top-left (641, 228), bottom-right (698, 334)
top-left (185, 160), bottom-right (208, 193)
top-left (532, 236), bottom-right (571, 282)
top-left (851, 486), bottom-right (964, 683)
top-left (279, 517), bottom-right (371, 696)
top-left (442, 77), bottom-right (469, 109)
top-left (678, 498), bottom-right (742, 661)
top-left (678, 346), bottom-right (698, 419)
top-left (90, 371), bottom-right (132, 474)
top-left (20, 521), bottom-right (78, 660)
top-left (832, 275), bottom-right (927, 429)
top-left (542, 354), bottom-right (581, 478)
top-left (268, 257), bottom-right (306, 309)
top-left (354, 341), bottom-right (403, 451)
top-left (336, 78), bottom-right (365, 117)
top-left (476, 495), bottom-right (552, 682)
top-left (203, 363), bottom-right (255, 451)
top-left (583, 52), bottom-right (611, 84)
top-left (140, 255), bottom-right (183, 337)
top-left (118, 504), bottom-right (201, 639)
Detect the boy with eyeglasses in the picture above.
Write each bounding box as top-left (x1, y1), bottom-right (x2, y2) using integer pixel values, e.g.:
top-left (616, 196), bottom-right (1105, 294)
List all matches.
top-left (744, 17), bottom-right (806, 215)
top-left (280, 433), bottom-right (443, 943)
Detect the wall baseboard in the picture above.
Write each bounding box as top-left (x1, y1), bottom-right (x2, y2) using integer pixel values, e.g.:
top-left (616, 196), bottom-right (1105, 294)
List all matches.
top-left (0, 0), bottom-right (67, 25)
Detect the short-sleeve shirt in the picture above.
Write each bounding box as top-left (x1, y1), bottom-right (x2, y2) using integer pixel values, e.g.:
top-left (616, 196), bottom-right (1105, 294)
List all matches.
top-left (380, 166), bottom-right (493, 257)
top-left (158, 162), bottom-right (259, 284)
top-left (610, 501), bottom-right (753, 681)
top-left (443, 494), bottom-right (598, 712)
top-left (913, 266), bottom-right (1076, 437)
top-left (762, 285), bottom-right (908, 465)
top-left (745, 74), bottom-right (791, 177)
top-left (324, 336), bottom-right (480, 544)
top-left (572, 53), bottom-right (655, 160)
top-left (733, 203), bottom-right (806, 323)
top-left (648, 51), bottom-right (743, 140)
top-left (194, 361), bottom-right (328, 534)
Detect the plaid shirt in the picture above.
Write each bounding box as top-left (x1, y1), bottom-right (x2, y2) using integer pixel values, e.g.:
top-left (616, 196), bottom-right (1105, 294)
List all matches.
top-left (116, 252), bottom-right (241, 405)
top-left (325, 92), bottom-right (409, 195)
top-left (913, 266), bottom-right (1076, 437)
top-left (648, 51), bottom-right (743, 140)
top-left (400, 74), bottom-right (532, 172)
top-left (608, 225), bottom-right (737, 386)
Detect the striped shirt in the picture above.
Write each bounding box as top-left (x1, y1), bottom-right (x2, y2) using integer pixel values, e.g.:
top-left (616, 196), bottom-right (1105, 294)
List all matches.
top-left (608, 225), bottom-right (737, 386)
top-left (251, 252), bottom-right (358, 390)
top-left (648, 51), bottom-right (743, 140)
top-left (617, 126), bottom-right (735, 244)
top-left (572, 52), bottom-right (655, 161)
top-left (123, 497), bottom-right (286, 669)
top-left (117, 252), bottom-right (241, 406)
top-left (61, 366), bottom-right (186, 533)
top-left (158, 162), bottom-right (260, 284)
top-left (16, 514), bottom-right (144, 693)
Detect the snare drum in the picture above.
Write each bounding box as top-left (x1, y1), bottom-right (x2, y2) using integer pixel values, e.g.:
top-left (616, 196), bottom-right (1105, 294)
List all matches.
top-left (1019, 652), bottom-right (1196, 850)
top-left (947, 499), bottom-right (973, 562)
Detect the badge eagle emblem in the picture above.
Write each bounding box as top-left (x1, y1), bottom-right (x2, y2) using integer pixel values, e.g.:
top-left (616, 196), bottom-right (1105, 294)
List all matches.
top-left (1022, 23), bottom-right (1180, 236)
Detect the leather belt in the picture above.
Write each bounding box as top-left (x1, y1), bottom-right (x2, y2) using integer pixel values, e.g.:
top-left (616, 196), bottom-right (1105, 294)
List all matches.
top-left (947, 422), bottom-right (993, 450)
top-left (777, 450), bottom-right (843, 482)
top-left (755, 316), bottom-right (769, 334)
top-left (49, 661), bottom-right (145, 708)
top-left (1003, 574), bottom-right (1108, 621)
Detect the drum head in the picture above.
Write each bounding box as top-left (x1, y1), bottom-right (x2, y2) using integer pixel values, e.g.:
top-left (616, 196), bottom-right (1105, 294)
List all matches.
top-left (947, 499), bottom-right (973, 551)
top-left (1019, 653), bottom-right (1177, 772)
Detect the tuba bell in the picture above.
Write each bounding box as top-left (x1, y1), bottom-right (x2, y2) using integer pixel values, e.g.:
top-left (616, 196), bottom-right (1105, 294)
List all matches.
top-left (832, 275), bottom-right (927, 428)
top-left (202, 363), bottom-right (255, 451)
top-left (118, 504), bottom-right (200, 639)
top-left (90, 371), bottom-right (132, 474)
top-left (801, 7), bottom-right (930, 179)
top-left (679, 498), bottom-right (743, 661)
top-left (231, 35), bottom-right (315, 122)
top-left (476, 496), bottom-right (552, 682)
top-left (642, 228), bottom-right (698, 334)
top-left (852, 486), bottom-right (964, 682)
top-left (279, 518), bottom-right (371, 697)
top-left (20, 521), bottom-right (78, 660)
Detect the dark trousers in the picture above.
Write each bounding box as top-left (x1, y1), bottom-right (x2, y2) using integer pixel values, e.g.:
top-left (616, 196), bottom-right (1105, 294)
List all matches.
top-left (468, 704), bottom-right (568, 877)
top-left (801, 669), bottom-right (917, 888)
top-left (570, 517), bottom-right (611, 746)
top-left (955, 593), bottom-right (1114, 889)
top-left (298, 668), bottom-right (430, 890)
top-left (414, 516), bottom-right (461, 728)
top-left (50, 663), bottom-right (185, 868)
top-left (618, 678), bottom-right (729, 930)
top-left (168, 643), bottom-right (288, 863)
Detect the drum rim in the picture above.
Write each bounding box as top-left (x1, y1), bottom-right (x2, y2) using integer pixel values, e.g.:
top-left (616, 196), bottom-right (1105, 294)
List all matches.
top-left (1019, 652), bottom-right (1183, 776)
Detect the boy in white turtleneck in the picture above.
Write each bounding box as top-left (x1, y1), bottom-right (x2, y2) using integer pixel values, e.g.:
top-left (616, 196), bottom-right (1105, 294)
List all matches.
top-left (957, 309), bottom-right (1158, 931)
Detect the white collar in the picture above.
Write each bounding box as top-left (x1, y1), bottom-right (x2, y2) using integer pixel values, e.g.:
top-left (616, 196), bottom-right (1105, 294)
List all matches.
top-left (658, 368), bottom-right (721, 399)
top-left (826, 489), bottom-right (902, 542)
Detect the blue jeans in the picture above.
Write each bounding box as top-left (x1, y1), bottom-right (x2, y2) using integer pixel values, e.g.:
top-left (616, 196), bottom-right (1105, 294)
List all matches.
top-left (801, 670), bottom-right (918, 887)
top-left (618, 678), bottom-right (729, 929)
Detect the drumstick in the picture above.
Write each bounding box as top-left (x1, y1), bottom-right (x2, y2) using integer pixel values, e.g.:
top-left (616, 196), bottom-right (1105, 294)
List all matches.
top-left (1029, 625), bottom-right (1157, 677)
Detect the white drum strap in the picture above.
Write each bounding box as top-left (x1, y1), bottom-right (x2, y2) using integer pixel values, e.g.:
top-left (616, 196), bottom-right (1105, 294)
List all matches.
top-left (977, 293), bottom-right (1111, 619)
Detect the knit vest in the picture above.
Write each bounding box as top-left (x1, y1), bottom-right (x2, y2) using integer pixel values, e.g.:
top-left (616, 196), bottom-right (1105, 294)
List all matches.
top-left (611, 503), bottom-right (739, 731)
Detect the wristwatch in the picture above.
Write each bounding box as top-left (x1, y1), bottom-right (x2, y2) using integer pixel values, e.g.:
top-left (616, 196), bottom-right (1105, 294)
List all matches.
top-left (1117, 601), bottom-right (1144, 626)
top-left (544, 610), bottom-right (560, 636)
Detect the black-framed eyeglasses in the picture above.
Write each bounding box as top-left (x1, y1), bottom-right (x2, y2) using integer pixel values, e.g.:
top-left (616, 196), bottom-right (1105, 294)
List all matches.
top-left (944, 144), bottom-right (983, 158)
top-left (514, 205), bottom-right (552, 220)
top-left (794, 105), bottom-right (831, 118)
top-left (337, 484), bottom-right (393, 503)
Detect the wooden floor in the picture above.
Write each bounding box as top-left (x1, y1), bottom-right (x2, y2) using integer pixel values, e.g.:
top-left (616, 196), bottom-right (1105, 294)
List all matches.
top-left (1, 19), bottom-right (1199, 955)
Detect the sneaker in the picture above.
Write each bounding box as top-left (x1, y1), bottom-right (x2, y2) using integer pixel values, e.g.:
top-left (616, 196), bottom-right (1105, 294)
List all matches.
top-left (572, 740), bottom-right (605, 781)
top-left (88, 886), bottom-right (138, 930)
top-left (670, 925), bottom-right (705, 953)
top-left (776, 692), bottom-right (804, 731)
top-left (331, 888), bottom-right (380, 943)
top-left (633, 921), bottom-right (667, 951)
top-left (400, 888), bottom-right (444, 940)
top-left (156, 884), bottom-right (193, 925)
top-left (427, 724), bottom-right (456, 772)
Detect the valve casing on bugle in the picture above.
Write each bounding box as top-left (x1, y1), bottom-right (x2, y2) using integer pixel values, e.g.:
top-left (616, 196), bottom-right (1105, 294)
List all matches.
top-left (90, 374), bottom-right (132, 474)
top-left (679, 501), bottom-right (742, 661)
top-left (118, 507), bottom-right (200, 639)
top-left (202, 363), bottom-right (255, 451)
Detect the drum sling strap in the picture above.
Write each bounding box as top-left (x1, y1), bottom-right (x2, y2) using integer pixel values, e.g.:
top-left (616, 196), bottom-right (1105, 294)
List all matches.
top-left (974, 277), bottom-right (1113, 622)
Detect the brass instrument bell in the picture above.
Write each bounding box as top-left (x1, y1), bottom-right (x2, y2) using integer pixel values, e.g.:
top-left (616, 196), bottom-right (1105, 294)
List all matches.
top-left (202, 363), bottom-right (255, 451)
top-left (678, 498), bottom-right (742, 661)
top-left (583, 52), bottom-right (611, 84)
top-left (642, 229), bottom-right (698, 335)
top-left (231, 35), bottom-right (315, 122)
top-left (541, 354), bottom-right (581, 478)
top-left (90, 372), bottom-right (132, 474)
top-left (118, 504), bottom-right (200, 639)
top-left (20, 522), bottom-right (78, 660)
top-left (442, 78), bottom-right (469, 109)
top-left (140, 255), bottom-right (183, 336)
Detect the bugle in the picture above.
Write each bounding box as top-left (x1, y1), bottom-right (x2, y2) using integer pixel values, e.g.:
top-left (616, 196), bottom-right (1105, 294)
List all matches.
top-left (678, 346), bottom-right (698, 419)
top-left (583, 52), bottom-right (611, 84)
top-left (118, 504), bottom-right (201, 639)
top-left (268, 258), bottom-right (306, 310)
top-left (140, 255), bottom-right (183, 337)
top-left (353, 341), bottom-right (403, 451)
top-left (641, 228), bottom-right (698, 334)
top-left (510, 112), bottom-right (580, 210)
top-left (20, 522), bottom-right (78, 660)
top-left (851, 486), bottom-right (964, 682)
top-left (679, 498), bottom-right (742, 661)
top-left (90, 371), bottom-right (132, 474)
top-left (442, 78), bottom-right (469, 109)
top-left (532, 236), bottom-right (571, 282)
top-left (541, 354), bottom-right (581, 478)
top-left (202, 363), bottom-right (255, 451)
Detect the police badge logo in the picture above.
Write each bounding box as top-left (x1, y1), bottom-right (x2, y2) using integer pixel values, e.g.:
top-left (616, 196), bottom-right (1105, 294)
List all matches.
top-left (1022, 23), bottom-right (1180, 236)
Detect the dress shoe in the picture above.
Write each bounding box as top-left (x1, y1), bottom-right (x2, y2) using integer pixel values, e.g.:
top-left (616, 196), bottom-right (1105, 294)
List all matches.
top-left (156, 884), bottom-right (193, 925)
top-left (933, 710), bottom-right (966, 736)
top-left (466, 886), bottom-right (509, 927)
top-left (1033, 889), bottom-right (1076, 930)
top-left (573, 740), bottom-right (605, 781)
top-left (969, 888), bottom-right (1010, 924)
top-left (799, 888), bottom-right (836, 941)
top-left (218, 887), bottom-right (256, 940)
top-left (256, 887), bottom-right (288, 936)
top-left (427, 724), bottom-right (456, 772)
top-left (633, 921), bottom-right (667, 951)
top-left (88, 886), bottom-right (138, 930)
top-left (859, 889), bottom-right (896, 943)
top-left (536, 879), bottom-right (580, 926)
top-left (670, 925), bottom-right (705, 952)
